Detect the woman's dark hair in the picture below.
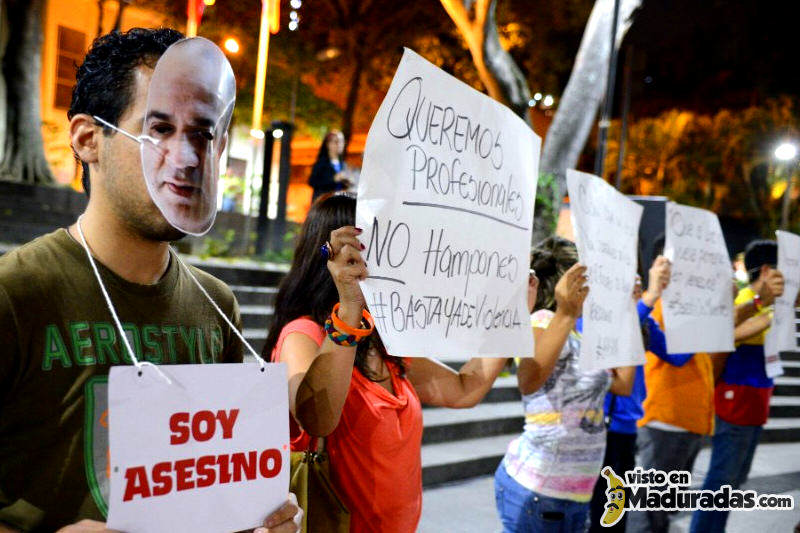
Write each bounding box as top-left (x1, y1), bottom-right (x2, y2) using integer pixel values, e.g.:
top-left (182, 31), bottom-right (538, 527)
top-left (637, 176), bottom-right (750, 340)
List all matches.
top-left (68, 27), bottom-right (185, 196)
top-left (314, 131), bottom-right (343, 165)
top-left (263, 192), bottom-right (404, 379)
top-left (531, 236), bottom-right (579, 312)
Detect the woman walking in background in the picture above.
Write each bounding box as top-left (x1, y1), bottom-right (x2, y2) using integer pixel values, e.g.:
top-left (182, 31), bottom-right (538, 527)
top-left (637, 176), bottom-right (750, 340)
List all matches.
top-left (495, 236), bottom-right (636, 533)
top-left (308, 130), bottom-right (352, 201)
top-left (264, 192), bottom-right (519, 533)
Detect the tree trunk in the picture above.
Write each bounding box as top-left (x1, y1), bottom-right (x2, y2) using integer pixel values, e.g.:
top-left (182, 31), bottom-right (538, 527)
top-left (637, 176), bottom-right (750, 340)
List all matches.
top-left (534, 0), bottom-right (640, 243)
top-left (440, 0), bottom-right (532, 125)
top-left (341, 51), bottom-right (365, 157)
top-left (113, 0), bottom-right (129, 32)
top-left (0, 0), bottom-right (53, 184)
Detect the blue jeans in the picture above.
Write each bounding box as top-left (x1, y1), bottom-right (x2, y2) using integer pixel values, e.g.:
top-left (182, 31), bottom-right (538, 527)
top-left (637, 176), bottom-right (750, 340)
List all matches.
top-left (494, 464), bottom-right (590, 533)
top-left (689, 416), bottom-right (762, 533)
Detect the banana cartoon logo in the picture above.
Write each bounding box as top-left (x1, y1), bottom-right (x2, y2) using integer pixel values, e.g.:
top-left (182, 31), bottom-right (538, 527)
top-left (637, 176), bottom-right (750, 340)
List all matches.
top-left (601, 467), bottom-right (626, 527)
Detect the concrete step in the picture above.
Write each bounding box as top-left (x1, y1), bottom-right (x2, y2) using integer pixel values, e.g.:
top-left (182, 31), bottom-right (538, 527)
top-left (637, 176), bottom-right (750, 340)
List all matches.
top-left (243, 328), bottom-right (267, 355)
top-left (774, 376), bottom-right (800, 396)
top-left (780, 360), bottom-right (800, 377)
top-left (239, 304), bottom-right (274, 330)
top-left (230, 285), bottom-right (278, 307)
top-left (421, 433), bottom-right (513, 487)
top-left (769, 396), bottom-right (800, 418)
top-left (781, 351), bottom-right (800, 362)
top-left (188, 257), bottom-right (287, 287)
top-left (761, 417), bottom-right (800, 443)
top-left (422, 401), bottom-right (523, 445)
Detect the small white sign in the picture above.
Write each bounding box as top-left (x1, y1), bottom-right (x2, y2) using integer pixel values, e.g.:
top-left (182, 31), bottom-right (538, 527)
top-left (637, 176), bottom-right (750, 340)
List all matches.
top-left (764, 230), bottom-right (800, 377)
top-left (106, 363), bottom-right (289, 533)
top-left (662, 202), bottom-right (735, 353)
top-left (566, 169), bottom-right (645, 371)
top-left (356, 48), bottom-right (540, 358)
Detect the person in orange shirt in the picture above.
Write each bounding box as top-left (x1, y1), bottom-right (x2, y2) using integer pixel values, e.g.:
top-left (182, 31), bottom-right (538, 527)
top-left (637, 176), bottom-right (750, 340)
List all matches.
top-left (265, 193), bottom-right (516, 533)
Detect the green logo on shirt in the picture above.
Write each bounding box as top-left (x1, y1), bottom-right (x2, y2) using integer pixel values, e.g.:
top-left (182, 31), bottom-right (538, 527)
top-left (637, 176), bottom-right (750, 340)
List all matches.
top-left (42, 322), bottom-right (224, 370)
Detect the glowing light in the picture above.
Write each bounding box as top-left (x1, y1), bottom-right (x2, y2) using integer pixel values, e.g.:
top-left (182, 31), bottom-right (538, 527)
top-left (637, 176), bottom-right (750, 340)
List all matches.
top-left (528, 99), bottom-right (535, 107)
top-left (290, 0), bottom-right (302, 8)
top-left (772, 180), bottom-right (789, 200)
top-left (543, 95), bottom-right (554, 107)
top-left (223, 37), bottom-right (240, 54)
top-left (250, 129), bottom-right (265, 139)
top-left (288, 20), bottom-right (298, 31)
top-left (272, 128), bottom-right (284, 139)
top-left (290, 10), bottom-right (298, 20)
top-left (775, 142), bottom-right (798, 161)
top-left (203, 0), bottom-right (215, 5)
top-left (251, 0), bottom-right (272, 133)
top-left (534, 92), bottom-right (542, 101)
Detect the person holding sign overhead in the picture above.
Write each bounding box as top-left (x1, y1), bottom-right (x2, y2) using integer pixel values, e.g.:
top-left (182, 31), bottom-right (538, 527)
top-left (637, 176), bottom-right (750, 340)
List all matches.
top-left (691, 239), bottom-right (784, 533)
top-left (0, 28), bottom-right (299, 533)
top-left (265, 192), bottom-right (512, 533)
top-left (494, 237), bottom-right (635, 533)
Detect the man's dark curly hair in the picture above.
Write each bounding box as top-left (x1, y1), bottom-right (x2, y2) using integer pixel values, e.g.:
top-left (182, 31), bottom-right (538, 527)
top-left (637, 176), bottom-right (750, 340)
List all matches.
top-left (68, 27), bottom-right (184, 196)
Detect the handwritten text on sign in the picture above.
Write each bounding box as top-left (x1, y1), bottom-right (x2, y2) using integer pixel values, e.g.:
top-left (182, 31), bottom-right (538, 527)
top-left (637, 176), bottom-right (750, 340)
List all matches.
top-left (662, 202), bottom-right (735, 353)
top-left (107, 364), bottom-right (289, 533)
top-left (765, 230), bottom-right (800, 377)
top-left (566, 170), bottom-right (644, 371)
top-left (356, 48), bottom-right (540, 358)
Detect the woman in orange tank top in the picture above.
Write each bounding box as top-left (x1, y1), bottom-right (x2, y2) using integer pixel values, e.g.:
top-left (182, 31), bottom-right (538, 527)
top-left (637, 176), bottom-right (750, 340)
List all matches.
top-left (263, 193), bottom-right (526, 533)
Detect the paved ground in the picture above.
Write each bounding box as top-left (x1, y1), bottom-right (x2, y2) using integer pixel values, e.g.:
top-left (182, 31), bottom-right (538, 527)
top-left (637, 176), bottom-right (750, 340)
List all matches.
top-left (419, 442), bottom-right (800, 532)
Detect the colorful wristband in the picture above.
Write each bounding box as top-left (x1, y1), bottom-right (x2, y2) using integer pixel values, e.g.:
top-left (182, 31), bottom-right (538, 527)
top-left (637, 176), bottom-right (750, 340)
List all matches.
top-left (331, 303), bottom-right (375, 337)
top-left (324, 303), bottom-right (375, 346)
top-left (324, 318), bottom-right (360, 346)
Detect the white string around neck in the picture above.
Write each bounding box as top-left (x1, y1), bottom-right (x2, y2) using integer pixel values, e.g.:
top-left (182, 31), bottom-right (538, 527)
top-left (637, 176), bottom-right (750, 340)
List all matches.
top-left (76, 215), bottom-right (269, 381)
top-left (76, 215), bottom-right (172, 384)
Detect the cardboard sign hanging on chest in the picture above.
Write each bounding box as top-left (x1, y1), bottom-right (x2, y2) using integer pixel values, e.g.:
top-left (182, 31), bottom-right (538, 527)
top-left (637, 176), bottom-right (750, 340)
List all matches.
top-left (106, 363), bottom-right (289, 533)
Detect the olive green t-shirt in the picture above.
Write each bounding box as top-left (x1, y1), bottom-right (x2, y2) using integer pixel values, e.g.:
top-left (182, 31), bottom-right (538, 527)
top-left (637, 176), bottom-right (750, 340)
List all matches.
top-left (0, 229), bottom-right (243, 531)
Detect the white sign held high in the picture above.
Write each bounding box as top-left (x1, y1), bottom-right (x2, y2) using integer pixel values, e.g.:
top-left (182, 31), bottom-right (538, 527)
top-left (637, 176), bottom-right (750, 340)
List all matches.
top-left (662, 202), bottom-right (735, 353)
top-left (106, 364), bottom-right (289, 533)
top-left (764, 230), bottom-right (800, 378)
top-left (566, 170), bottom-right (644, 371)
top-left (356, 48), bottom-right (540, 358)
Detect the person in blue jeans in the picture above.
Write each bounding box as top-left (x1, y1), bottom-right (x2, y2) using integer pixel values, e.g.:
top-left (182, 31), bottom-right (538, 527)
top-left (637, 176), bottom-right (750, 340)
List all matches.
top-left (495, 237), bottom-right (636, 533)
top-left (690, 240), bottom-right (783, 533)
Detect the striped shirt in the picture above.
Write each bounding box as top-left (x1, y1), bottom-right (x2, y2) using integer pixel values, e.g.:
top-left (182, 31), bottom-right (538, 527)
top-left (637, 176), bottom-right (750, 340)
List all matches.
top-left (502, 309), bottom-right (612, 502)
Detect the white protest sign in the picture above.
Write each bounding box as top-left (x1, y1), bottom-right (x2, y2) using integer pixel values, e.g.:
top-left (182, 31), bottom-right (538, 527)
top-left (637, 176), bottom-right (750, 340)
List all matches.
top-left (107, 363), bottom-right (289, 533)
top-left (566, 170), bottom-right (645, 371)
top-left (764, 230), bottom-right (800, 377)
top-left (662, 202), bottom-right (735, 353)
top-left (356, 48), bottom-right (540, 358)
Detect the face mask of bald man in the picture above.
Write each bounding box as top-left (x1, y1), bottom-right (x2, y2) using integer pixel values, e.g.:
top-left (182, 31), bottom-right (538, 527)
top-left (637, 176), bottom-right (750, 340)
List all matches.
top-left (139, 37), bottom-right (236, 236)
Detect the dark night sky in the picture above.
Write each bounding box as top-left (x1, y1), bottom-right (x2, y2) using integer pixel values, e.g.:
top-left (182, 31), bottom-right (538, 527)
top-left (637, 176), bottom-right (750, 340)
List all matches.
top-left (622, 0), bottom-right (799, 117)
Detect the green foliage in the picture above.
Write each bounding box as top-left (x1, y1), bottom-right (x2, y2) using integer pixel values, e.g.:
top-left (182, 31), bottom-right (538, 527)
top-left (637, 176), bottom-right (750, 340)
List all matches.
top-left (200, 229), bottom-right (237, 259)
top-left (604, 97), bottom-right (800, 236)
top-left (535, 172), bottom-right (559, 234)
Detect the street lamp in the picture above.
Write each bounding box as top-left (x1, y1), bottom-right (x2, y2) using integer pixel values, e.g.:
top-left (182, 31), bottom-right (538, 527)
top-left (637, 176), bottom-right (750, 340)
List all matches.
top-left (775, 142), bottom-right (798, 162)
top-left (775, 141), bottom-right (799, 229)
top-left (223, 37), bottom-right (240, 54)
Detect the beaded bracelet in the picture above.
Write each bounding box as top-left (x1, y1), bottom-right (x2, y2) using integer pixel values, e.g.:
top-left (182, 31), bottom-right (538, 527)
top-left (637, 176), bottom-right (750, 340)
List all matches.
top-left (325, 303), bottom-right (375, 346)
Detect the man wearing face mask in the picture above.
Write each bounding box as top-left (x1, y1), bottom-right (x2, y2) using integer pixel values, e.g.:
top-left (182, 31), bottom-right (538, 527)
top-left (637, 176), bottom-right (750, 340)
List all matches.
top-left (0, 28), bottom-right (298, 533)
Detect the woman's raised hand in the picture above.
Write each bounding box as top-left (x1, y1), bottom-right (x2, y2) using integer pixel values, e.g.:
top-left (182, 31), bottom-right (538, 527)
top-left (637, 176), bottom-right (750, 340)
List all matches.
top-left (327, 226), bottom-right (368, 324)
top-left (555, 263), bottom-right (589, 318)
